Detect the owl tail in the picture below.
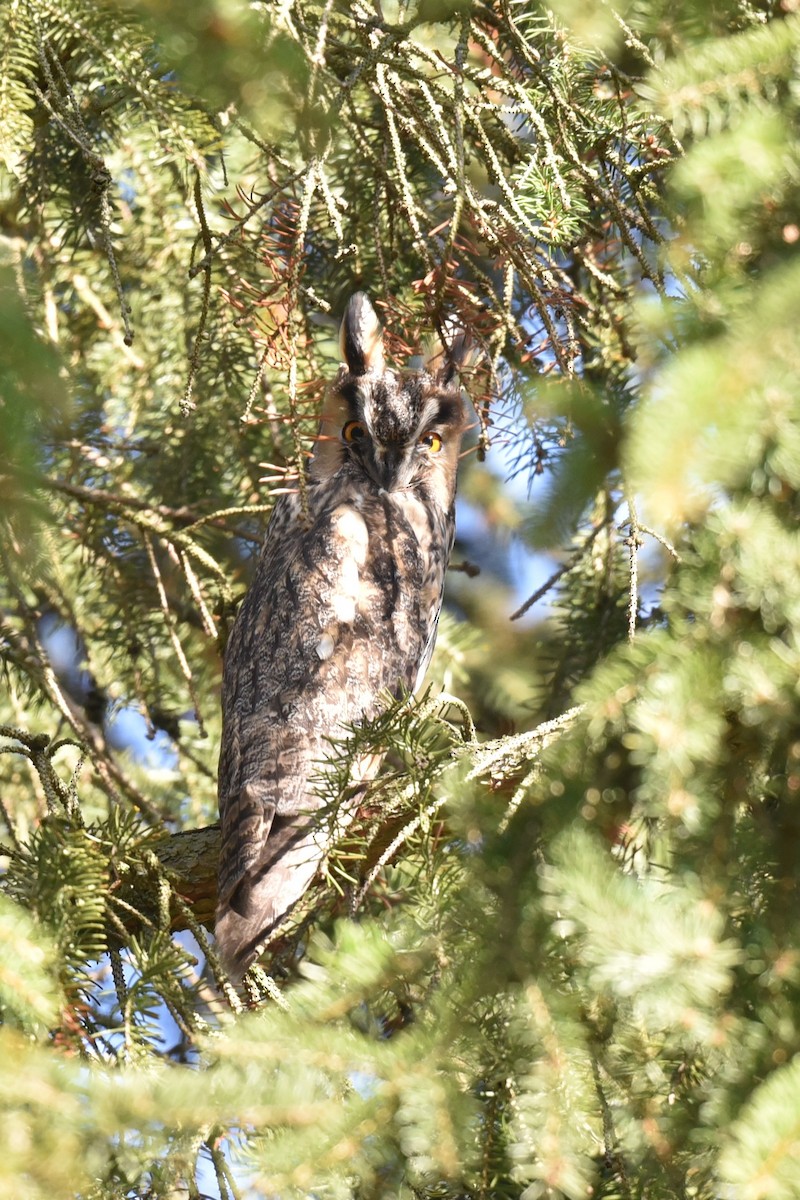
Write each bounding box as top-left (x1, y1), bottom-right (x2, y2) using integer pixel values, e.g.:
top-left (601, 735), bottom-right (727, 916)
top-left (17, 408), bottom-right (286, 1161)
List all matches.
top-left (214, 812), bottom-right (326, 978)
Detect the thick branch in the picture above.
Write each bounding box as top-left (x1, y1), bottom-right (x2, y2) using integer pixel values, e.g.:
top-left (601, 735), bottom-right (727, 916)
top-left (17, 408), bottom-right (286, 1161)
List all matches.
top-left (148, 824), bottom-right (221, 931)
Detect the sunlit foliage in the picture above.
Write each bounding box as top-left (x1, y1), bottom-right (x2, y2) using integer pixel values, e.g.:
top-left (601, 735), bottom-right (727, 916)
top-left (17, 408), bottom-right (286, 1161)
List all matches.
top-left (1, 0), bottom-right (800, 1196)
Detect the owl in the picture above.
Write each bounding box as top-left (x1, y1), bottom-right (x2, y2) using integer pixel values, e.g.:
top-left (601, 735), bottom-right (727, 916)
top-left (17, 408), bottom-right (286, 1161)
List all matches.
top-left (216, 294), bottom-right (472, 975)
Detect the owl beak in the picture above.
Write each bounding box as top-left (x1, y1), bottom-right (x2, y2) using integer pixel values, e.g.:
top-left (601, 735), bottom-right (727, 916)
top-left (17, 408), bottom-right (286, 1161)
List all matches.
top-left (375, 444), bottom-right (405, 492)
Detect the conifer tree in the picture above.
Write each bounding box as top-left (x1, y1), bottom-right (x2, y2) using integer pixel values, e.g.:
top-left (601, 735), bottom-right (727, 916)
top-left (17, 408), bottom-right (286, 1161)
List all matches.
top-left (1, 1), bottom-right (799, 1197)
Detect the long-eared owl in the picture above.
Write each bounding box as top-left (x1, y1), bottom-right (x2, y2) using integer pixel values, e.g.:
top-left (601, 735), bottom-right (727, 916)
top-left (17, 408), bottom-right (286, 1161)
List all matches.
top-left (216, 295), bottom-right (472, 974)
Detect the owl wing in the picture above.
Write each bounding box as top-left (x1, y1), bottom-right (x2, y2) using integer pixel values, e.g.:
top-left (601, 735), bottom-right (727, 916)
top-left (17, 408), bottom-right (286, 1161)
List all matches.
top-left (216, 489), bottom-right (441, 974)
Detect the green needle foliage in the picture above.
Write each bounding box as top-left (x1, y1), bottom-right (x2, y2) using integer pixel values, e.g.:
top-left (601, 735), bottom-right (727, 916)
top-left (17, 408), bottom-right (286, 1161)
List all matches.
top-left (1, 0), bottom-right (800, 1196)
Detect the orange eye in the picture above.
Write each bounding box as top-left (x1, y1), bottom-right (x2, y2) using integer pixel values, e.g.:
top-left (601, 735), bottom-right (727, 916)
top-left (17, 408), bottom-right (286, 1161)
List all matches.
top-left (342, 420), bottom-right (367, 444)
top-left (419, 431), bottom-right (443, 454)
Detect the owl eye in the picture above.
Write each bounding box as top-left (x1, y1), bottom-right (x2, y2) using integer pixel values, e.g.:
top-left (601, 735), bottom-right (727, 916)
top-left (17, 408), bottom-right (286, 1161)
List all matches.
top-left (419, 431), bottom-right (443, 454)
top-left (342, 420), bottom-right (368, 444)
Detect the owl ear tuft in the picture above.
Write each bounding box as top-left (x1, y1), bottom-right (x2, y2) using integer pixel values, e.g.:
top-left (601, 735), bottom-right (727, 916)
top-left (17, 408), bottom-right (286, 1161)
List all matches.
top-left (425, 324), bottom-right (476, 387)
top-left (340, 293), bottom-right (385, 376)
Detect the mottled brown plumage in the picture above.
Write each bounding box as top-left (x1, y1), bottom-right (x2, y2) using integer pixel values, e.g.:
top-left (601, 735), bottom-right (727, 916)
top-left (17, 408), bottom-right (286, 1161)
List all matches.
top-left (216, 295), bottom-right (471, 974)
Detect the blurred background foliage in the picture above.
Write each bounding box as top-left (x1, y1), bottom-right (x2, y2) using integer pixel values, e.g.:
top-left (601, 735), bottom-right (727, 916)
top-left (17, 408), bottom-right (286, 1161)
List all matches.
top-left (1, 0), bottom-right (800, 1196)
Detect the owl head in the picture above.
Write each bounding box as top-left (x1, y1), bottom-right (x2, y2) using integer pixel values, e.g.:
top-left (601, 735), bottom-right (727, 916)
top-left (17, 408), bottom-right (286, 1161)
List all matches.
top-left (312, 294), bottom-right (473, 505)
